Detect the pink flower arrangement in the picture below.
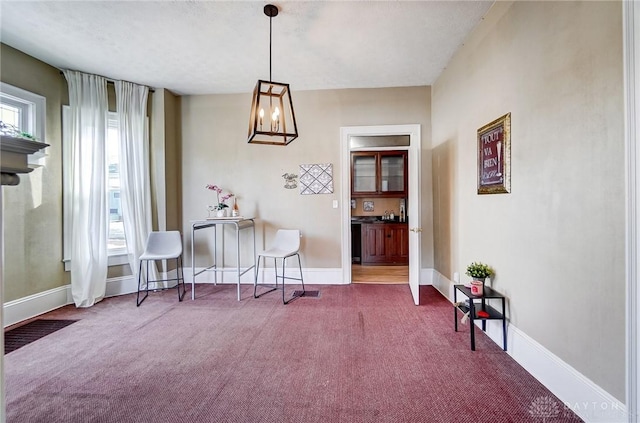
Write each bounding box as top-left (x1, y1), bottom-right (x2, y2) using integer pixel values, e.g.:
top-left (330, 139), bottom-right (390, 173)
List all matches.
top-left (206, 184), bottom-right (234, 210)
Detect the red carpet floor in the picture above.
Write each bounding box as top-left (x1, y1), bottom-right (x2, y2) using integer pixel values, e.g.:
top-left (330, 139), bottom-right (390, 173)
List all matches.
top-left (4, 284), bottom-right (582, 422)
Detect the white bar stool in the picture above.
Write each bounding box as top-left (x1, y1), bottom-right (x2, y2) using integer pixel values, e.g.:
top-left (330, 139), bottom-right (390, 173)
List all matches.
top-left (253, 229), bottom-right (305, 304)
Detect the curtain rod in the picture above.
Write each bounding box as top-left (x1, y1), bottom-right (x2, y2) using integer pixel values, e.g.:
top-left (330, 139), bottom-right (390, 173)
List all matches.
top-left (59, 70), bottom-right (155, 93)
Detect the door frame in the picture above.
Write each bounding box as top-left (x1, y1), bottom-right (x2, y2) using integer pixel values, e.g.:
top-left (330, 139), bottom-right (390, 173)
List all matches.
top-left (624, 1), bottom-right (640, 420)
top-left (340, 124), bottom-right (422, 304)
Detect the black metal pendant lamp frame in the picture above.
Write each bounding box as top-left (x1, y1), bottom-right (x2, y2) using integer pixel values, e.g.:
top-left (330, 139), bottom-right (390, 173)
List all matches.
top-left (247, 4), bottom-right (298, 146)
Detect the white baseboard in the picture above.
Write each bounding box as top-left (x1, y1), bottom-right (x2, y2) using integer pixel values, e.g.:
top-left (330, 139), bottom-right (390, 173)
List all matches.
top-left (184, 266), bottom-right (434, 286)
top-left (183, 266), bottom-right (345, 285)
top-left (104, 275), bottom-right (137, 297)
top-left (4, 276), bottom-right (144, 327)
top-left (106, 271), bottom-right (186, 295)
top-left (505, 324), bottom-right (627, 422)
top-left (3, 285), bottom-right (71, 328)
top-left (420, 268), bottom-right (435, 285)
top-left (432, 270), bottom-right (627, 423)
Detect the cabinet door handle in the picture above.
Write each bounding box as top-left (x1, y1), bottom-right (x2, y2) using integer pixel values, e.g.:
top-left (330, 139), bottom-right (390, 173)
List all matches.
top-left (410, 227), bottom-right (422, 233)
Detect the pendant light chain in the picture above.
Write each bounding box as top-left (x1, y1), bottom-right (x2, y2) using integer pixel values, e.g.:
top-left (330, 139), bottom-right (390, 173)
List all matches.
top-left (269, 13), bottom-right (272, 82)
top-left (268, 13), bottom-right (274, 130)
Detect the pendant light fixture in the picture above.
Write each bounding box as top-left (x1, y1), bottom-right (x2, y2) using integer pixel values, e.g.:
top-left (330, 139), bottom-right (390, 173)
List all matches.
top-left (247, 4), bottom-right (298, 145)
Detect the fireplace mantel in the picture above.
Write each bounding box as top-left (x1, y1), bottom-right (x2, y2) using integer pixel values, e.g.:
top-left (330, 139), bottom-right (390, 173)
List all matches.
top-left (0, 135), bottom-right (49, 185)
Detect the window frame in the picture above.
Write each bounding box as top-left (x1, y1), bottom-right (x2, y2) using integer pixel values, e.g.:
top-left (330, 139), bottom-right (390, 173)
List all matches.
top-left (0, 82), bottom-right (46, 163)
top-left (62, 106), bottom-right (128, 270)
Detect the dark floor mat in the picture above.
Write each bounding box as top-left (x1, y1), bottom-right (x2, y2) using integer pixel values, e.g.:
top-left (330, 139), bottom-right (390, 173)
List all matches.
top-left (4, 319), bottom-right (78, 354)
top-left (293, 290), bottom-right (320, 298)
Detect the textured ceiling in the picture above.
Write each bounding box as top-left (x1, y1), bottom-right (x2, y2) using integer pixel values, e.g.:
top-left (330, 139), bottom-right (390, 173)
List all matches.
top-left (0, 1), bottom-right (493, 95)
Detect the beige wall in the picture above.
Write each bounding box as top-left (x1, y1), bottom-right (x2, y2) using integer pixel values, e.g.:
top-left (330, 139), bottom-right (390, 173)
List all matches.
top-left (150, 89), bottom-right (182, 234)
top-left (180, 87), bottom-right (432, 269)
top-left (164, 91), bottom-right (182, 232)
top-left (0, 44), bottom-right (69, 301)
top-left (432, 1), bottom-right (625, 400)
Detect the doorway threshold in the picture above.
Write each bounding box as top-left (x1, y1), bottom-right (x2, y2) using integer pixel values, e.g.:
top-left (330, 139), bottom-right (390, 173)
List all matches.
top-left (352, 264), bottom-right (409, 284)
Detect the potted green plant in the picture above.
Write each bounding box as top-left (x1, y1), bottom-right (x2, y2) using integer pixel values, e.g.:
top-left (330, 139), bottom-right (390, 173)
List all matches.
top-left (465, 262), bottom-right (493, 296)
top-left (465, 261), bottom-right (494, 280)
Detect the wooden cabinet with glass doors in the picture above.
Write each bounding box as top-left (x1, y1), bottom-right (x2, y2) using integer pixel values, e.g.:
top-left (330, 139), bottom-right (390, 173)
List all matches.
top-left (351, 151), bottom-right (407, 197)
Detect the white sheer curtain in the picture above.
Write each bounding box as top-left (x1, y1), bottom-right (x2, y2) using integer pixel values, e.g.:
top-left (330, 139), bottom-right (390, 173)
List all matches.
top-left (63, 70), bottom-right (109, 307)
top-left (115, 81), bottom-right (155, 282)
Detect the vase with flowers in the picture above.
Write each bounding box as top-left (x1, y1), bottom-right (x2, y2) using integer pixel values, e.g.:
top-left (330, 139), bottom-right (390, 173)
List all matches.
top-left (206, 184), bottom-right (234, 217)
top-left (465, 261), bottom-right (494, 296)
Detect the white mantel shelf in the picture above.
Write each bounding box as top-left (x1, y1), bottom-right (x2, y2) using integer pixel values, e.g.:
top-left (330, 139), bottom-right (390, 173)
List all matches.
top-left (0, 135), bottom-right (49, 185)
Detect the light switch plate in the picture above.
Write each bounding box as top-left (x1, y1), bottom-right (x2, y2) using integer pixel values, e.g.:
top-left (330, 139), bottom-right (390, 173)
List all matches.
top-left (332, 200), bottom-right (338, 209)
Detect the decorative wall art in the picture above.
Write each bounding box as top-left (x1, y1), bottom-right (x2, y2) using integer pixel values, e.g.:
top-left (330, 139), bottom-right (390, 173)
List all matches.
top-left (477, 113), bottom-right (511, 194)
top-left (282, 173), bottom-right (298, 189)
top-left (299, 163), bottom-right (333, 195)
top-left (363, 201), bottom-right (374, 212)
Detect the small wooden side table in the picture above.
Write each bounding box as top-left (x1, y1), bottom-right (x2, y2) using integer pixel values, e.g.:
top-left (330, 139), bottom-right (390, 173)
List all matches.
top-left (454, 284), bottom-right (507, 351)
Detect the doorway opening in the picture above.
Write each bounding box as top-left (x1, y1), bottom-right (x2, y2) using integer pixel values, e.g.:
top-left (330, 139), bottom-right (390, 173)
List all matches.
top-left (340, 124), bottom-right (422, 304)
top-left (349, 143), bottom-right (409, 284)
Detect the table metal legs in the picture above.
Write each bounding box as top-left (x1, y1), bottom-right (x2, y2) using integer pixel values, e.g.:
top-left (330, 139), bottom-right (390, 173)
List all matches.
top-left (190, 220), bottom-right (255, 301)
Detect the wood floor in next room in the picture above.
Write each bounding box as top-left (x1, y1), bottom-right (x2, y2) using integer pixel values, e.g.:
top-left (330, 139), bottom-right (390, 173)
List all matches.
top-left (352, 264), bottom-right (408, 284)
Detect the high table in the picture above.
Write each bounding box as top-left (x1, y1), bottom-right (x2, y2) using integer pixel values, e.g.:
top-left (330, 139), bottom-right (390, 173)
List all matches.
top-left (190, 217), bottom-right (256, 301)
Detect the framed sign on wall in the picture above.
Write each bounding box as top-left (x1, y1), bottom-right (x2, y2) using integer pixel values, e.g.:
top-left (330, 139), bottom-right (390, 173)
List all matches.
top-left (477, 113), bottom-right (511, 194)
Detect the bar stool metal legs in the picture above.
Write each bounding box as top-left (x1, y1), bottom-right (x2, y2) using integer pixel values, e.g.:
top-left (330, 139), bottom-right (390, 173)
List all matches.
top-left (253, 229), bottom-right (305, 305)
top-left (136, 231), bottom-right (186, 306)
top-left (137, 255), bottom-right (186, 306)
